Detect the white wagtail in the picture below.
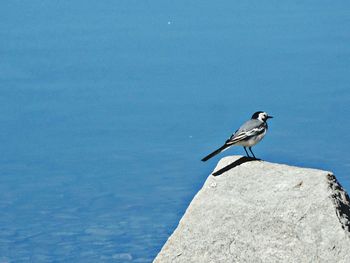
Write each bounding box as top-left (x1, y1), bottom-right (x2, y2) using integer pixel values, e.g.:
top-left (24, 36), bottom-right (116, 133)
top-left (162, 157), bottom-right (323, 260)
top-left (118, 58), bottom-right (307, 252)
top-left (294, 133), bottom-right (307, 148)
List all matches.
top-left (201, 111), bottom-right (273, 161)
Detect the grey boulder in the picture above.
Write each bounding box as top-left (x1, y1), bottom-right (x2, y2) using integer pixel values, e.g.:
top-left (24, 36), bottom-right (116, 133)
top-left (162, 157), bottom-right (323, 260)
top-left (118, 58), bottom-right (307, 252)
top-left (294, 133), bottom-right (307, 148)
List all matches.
top-left (154, 156), bottom-right (350, 263)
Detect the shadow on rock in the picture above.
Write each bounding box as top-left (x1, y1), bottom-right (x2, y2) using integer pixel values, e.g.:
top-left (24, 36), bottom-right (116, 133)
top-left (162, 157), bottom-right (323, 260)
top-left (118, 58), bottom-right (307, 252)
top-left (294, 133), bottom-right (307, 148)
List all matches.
top-left (212, 156), bottom-right (260, 176)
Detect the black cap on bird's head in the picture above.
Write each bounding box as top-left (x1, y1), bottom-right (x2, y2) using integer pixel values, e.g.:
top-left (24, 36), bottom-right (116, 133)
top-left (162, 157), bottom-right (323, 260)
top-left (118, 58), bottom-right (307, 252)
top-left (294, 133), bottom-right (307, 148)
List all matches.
top-left (251, 111), bottom-right (273, 122)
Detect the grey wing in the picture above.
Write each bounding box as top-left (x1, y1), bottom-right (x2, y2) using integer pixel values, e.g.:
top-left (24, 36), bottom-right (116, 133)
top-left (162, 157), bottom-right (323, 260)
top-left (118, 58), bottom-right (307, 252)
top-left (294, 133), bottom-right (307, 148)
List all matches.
top-left (225, 120), bottom-right (266, 146)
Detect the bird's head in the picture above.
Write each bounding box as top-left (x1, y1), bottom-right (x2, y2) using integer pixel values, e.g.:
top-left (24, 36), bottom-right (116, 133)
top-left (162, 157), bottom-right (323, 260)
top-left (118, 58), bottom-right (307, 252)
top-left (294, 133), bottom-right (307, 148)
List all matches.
top-left (251, 111), bottom-right (273, 122)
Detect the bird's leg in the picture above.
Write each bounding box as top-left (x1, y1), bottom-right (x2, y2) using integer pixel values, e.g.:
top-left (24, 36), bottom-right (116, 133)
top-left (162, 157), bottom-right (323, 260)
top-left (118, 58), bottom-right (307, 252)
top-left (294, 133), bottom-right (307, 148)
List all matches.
top-left (249, 147), bottom-right (256, 159)
top-left (244, 147), bottom-right (250, 157)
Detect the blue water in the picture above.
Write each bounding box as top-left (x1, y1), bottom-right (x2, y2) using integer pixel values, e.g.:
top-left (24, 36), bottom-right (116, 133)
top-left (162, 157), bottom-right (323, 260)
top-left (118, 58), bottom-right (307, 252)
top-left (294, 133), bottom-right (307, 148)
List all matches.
top-left (1, 1), bottom-right (350, 262)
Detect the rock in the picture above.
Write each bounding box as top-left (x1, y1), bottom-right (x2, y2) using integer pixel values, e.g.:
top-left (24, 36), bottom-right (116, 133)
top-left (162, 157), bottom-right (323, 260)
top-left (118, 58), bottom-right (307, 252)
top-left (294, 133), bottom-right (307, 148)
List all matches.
top-left (154, 156), bottom-right (350, 263)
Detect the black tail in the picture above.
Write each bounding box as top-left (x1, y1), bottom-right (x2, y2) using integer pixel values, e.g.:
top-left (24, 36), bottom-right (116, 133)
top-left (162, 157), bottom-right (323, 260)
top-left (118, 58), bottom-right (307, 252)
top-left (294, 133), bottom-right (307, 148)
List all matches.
top-left (201, 144), bottom-right (230, 162)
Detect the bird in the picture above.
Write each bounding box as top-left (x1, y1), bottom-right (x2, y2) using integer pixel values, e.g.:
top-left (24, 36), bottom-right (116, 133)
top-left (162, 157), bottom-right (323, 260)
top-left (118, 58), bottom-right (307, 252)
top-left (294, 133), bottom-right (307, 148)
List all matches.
top-left (201, 111), bottom-right (273, 161)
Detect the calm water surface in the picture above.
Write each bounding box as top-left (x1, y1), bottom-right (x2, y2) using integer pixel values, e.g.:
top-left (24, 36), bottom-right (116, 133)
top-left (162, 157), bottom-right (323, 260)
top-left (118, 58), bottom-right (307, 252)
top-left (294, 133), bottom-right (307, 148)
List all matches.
top-left (1, 1), bottom-right (350, 262)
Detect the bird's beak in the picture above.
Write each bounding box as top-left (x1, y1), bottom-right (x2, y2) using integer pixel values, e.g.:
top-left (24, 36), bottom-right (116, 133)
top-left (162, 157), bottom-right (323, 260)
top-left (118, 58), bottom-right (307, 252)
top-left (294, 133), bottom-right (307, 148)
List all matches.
top-left (267, 115), bottom-right (273, 119)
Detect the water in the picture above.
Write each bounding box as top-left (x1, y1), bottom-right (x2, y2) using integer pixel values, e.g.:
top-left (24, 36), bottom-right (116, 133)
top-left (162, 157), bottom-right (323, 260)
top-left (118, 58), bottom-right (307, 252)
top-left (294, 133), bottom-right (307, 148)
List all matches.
top-left (1, 1), bottom-right (350, 262)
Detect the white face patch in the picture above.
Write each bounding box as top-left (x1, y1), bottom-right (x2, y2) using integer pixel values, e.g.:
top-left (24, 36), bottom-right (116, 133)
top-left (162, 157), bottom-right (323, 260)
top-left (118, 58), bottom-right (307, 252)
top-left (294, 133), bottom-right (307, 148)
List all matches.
top-left (258, 112), bottom-right (268, 122)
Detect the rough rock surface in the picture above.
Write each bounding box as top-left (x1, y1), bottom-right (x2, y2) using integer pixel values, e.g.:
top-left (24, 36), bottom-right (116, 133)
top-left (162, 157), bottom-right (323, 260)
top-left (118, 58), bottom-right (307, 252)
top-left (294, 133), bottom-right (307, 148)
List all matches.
top-left (154, 156), bottom-right (350, 263)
